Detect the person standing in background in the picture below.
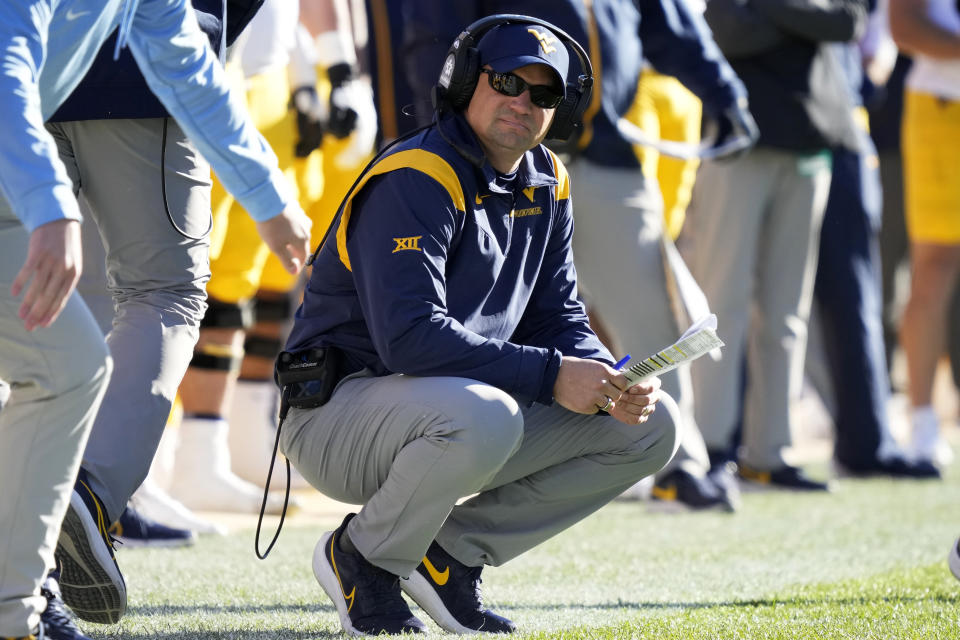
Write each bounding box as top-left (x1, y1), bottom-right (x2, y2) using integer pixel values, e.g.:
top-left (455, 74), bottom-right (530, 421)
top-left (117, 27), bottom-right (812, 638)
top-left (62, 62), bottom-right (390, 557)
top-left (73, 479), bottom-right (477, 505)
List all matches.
top-left (890, 0), bottom-right (960, 469)
top-left (691, 0), bottom-right (868, 491)
top-left (0, 1), bottom-right (310, 637)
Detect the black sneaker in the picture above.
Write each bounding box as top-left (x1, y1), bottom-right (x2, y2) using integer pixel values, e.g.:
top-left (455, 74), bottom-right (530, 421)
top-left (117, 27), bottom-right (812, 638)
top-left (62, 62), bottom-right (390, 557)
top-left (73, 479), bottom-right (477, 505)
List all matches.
top-left (401, 541), bottom-right (516, 634)
top-left (312, 514), bottom-right (426, 635)
top-left (650, 469), bottom-right (733, 512)
top-left (706, 461), bottom-right (742, 511)
top-left (738, 463), bottom-right (832, 492)
top-left (40, 572), bottom-right (91, 640)
top-left (54, 469), bottom-right (126, 624)
top-left (108, 506), bottom-right (196, 548)
top-left (834, 455), bottom-right (942, 479)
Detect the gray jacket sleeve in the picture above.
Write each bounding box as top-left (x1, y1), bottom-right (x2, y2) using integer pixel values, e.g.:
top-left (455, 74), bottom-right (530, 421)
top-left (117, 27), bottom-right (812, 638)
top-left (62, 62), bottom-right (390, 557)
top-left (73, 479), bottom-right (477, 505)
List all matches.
top-left (704, 0), bottom-right (788, 59)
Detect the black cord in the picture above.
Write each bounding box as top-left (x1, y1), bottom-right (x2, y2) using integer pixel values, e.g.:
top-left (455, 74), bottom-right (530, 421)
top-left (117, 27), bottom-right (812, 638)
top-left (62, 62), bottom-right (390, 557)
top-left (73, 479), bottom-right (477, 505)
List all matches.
top-left (254, 386), bottom-right (292, 560)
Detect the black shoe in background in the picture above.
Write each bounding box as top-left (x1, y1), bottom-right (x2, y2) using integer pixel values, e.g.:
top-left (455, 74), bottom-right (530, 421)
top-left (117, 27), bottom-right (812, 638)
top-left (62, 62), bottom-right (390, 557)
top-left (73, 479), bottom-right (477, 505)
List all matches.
top-left (651, 469), bottom-right (734, 512)
top-left (834, 455), bottom-right (941, 479)
top-left (706, 461), bottom-right (742, 511)
top-left (739, 463), bottom-right (832, 491)
top-left (108, 505), bottom-right (196, 548)
top-left (402, 540), bottom-right (516, 634)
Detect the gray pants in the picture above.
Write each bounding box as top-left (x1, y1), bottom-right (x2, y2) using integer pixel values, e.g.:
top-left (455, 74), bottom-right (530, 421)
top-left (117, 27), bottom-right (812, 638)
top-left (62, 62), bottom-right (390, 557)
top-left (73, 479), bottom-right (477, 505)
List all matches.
top-left (568, 160), bottom-right (710, 478)
top-left (280, 374), bottom-right (679, 577)
top-left (48, 118), bottom-right (212, 521)
top-left (0, 213), bottom-right (112, 635)
top-left (687, 148), bottom-right (832, 469)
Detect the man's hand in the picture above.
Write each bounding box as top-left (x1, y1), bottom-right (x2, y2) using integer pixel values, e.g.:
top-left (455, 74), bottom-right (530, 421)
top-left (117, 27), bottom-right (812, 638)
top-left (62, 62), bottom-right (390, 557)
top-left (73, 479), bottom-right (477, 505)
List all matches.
top-left (553, 356), bottom-right (627, 414)
top-left (11, 219), bottom-right (82, 331)
top-left (608, 376), bottom-right (662, 426)
top-left (255, 205), bottom-right (313, 274)
top-left (706, 98), bottom-right (760, 161)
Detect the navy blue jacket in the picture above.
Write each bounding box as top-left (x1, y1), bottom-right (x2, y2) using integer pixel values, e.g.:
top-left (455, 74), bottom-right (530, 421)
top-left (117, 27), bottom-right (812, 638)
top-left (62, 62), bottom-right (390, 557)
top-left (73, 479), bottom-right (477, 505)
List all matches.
top-left (705, 0), bottom-right (868, 151)
top-left (50, 0), bottom-right (261, 122)
top-left (401, 0), bottom-right (746, 168)
top-left (286, 112), bottom-right (615, 405)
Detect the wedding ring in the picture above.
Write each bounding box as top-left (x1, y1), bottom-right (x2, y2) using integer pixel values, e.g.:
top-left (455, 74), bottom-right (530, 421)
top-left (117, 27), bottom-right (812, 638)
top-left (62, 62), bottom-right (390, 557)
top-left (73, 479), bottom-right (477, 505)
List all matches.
top-left (599, 396), bottom-right (614, 412)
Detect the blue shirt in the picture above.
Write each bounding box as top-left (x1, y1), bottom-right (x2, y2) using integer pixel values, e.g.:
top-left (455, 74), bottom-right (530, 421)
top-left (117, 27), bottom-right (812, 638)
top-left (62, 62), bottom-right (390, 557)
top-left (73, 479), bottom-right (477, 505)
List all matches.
top-left (286, 112), bottom-right (615, 405)
top-left (0, 0), bottom-right (291, 232)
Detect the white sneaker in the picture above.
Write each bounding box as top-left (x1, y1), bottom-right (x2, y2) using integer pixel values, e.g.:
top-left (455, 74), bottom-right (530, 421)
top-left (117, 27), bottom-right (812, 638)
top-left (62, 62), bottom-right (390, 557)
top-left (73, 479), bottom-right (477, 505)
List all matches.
top-left (130, 478), bottom-right (226, 536)
top-left (169, 417), bottom-right (299, 515)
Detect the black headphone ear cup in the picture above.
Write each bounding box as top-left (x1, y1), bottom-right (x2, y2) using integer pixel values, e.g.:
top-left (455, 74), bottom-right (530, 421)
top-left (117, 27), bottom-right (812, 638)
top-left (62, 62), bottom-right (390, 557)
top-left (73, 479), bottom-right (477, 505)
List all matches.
top-left (445, 46), bottom-right (481, 110)
top-left (547, 89), bottom-right (583, 141)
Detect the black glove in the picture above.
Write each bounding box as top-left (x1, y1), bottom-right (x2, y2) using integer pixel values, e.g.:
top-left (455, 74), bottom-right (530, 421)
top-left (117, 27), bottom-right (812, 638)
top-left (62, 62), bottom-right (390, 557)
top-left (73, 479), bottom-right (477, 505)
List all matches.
top-left (291, 86), bottom-right (324, 158)
top-left (706, 99), bottom-right (760, 161)
top-left (326, 62), bottom-right (359, 139)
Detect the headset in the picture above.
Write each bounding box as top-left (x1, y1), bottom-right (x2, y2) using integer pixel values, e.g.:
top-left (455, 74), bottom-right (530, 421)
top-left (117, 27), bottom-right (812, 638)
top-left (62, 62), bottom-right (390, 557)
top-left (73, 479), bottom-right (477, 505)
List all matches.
top-left (433, 14), bottom-right (594, 142)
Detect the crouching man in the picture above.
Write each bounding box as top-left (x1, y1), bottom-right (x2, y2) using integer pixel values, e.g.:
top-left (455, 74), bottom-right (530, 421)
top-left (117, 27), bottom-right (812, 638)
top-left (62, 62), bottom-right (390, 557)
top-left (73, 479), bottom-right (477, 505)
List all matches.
top-left (278, 15), bottom-right (680, 636)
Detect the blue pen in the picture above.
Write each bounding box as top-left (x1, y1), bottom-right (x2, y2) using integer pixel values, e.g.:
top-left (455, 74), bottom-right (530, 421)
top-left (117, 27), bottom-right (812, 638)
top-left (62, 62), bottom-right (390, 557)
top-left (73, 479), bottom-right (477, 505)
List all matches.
top-left (613, 354), bottom-right (631, 371)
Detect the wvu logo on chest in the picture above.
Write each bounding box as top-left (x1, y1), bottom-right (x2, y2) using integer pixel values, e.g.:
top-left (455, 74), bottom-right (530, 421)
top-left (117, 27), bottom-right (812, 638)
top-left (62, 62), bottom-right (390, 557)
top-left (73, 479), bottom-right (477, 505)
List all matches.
top-left (392, 236), bottom-right (423, 253)
top-left (511, 206), bottom-right (543, 218)
top-left (511, 186), bottom-right (543, 217)
top-left (527, 28), bottom-right (558, 54)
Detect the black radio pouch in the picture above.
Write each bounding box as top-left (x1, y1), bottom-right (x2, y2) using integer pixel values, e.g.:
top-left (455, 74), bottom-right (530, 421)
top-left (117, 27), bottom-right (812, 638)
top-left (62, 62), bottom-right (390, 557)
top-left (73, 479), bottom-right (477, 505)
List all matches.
top-left (275, 346), bottom-right (343, 410)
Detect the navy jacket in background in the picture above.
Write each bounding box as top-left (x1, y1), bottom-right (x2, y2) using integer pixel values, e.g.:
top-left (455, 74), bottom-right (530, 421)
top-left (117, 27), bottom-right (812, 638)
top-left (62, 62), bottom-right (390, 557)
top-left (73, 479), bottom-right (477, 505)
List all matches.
top-left (705, 0), bottom-right (868, 152)
top-left (50, 0), bottom-right (261, 122)
top-left (365, 0), bottom-right (421, 143)
top-left (286, 112), bottom-right (615, 405)
top-left (401, 0), bottom-right (747, 168)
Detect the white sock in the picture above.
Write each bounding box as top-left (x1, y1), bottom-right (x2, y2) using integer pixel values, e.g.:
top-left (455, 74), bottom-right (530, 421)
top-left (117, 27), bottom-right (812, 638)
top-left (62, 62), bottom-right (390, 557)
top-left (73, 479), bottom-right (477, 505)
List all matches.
top-left (227, 380), bottom-right (313, 490)
top-left (169, 416), bottom-right (297, 514)
top-left (910, 406), bottom-right (940, 461)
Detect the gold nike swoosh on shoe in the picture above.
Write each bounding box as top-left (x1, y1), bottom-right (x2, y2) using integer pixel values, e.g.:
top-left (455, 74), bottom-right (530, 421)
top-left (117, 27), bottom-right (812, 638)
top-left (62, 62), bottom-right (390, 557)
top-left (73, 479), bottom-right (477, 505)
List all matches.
top-left (423, 557), bottom-right (449, 585)
top-left (739, 466), bottom-right (772, 484)
top-left (329, 535), bottom-right (356, 612)
top-left (650, 484), bottom-right (677, 501)
top-left (78, 479), bottom-right (115, 557)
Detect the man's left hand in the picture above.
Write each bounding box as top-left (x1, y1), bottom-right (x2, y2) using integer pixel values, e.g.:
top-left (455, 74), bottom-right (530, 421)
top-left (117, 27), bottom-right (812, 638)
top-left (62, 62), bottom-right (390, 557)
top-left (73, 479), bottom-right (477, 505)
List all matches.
top-left (255, 204), bottom-right (313, 275)
top-left (707, 98), bottom-right (760, 161)
top-left (608, 376), bottom-right (662, 426)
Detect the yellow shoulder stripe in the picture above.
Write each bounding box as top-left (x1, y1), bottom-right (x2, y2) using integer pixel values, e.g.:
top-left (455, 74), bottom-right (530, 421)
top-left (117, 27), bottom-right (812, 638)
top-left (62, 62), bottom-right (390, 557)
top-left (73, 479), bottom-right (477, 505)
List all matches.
top-left (336, 150), bottom-right (465, 271)
top-left (546, 148), bottom-right (570, 201)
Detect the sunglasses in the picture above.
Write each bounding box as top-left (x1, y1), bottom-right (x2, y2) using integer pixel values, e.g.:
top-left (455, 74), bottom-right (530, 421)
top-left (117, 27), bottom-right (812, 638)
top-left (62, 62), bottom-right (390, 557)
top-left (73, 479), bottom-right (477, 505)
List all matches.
top-left (479, 68), bottom-right (564, 109)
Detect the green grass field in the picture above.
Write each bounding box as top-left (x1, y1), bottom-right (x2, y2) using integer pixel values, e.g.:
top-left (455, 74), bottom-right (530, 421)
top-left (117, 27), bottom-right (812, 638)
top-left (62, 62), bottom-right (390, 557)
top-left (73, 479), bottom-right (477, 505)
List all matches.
top-left (87, 465), bottom-right (960, 639)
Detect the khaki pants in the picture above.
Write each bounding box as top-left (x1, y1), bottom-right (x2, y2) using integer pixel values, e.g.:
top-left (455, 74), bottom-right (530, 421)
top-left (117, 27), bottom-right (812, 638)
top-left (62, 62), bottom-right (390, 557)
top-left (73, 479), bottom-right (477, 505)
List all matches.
top-left (0, 212), bottom-right (111, 636)
top-left (568, 160), bottom-right (711, 480)
top-left (687, 148), bottom-right (832, 470)
top-left (280, 373), bottom-right (679, 577)
top-left (49, 117), bottom-right (211, 521)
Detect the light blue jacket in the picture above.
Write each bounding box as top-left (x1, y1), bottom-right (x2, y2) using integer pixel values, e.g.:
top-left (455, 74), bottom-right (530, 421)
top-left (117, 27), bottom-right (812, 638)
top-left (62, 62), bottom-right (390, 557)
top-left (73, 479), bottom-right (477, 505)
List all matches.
top-left (0, 0), bottom-right (291, 232)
